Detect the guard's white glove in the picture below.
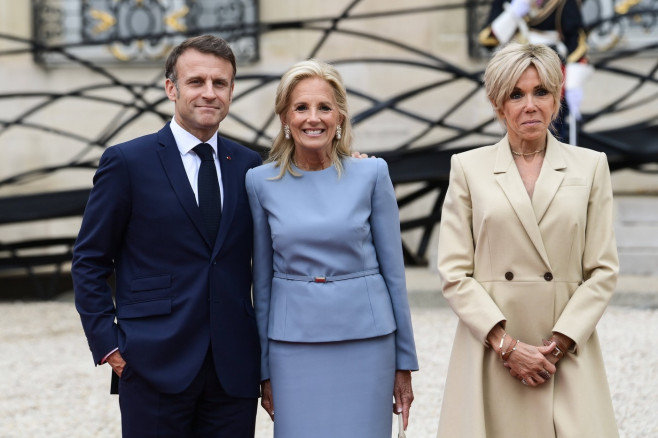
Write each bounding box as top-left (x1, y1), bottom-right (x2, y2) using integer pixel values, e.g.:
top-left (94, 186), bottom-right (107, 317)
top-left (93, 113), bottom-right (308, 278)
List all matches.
top-left (565, 87), bottom-right (583, 120)
top-left (509, 0), bottom-right (532, 17)
top-left (565, 62), bottom-right (594, 121)
top-left (492, 0), bottom-right (532, 44)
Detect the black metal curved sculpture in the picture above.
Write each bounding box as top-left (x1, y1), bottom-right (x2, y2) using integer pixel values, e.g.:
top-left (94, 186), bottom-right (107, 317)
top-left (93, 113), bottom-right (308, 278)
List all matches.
top-left (0, 0), bottom-right (656, 297)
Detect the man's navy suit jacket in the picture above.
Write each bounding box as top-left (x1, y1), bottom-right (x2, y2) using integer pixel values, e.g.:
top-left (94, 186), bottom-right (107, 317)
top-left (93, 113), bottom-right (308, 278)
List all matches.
top-left (72, 123), bottom-right (262, 397)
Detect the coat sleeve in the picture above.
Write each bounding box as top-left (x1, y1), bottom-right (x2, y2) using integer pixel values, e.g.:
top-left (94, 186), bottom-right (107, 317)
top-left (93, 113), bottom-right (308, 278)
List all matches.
top-left (561, 0), bottom-right (588, 63)
top-left (552, 153), bottom-right (619, 352)
top-left (478, 0), bottom-right (506, 48)
top-left (370, 159), bottom-right (419, 370)
top-left (245, 169), bottom-right (274, 381)
top-left (72, 146), bottom-right (131, 365)
top-left (437, 154), bottom-right (507, 344)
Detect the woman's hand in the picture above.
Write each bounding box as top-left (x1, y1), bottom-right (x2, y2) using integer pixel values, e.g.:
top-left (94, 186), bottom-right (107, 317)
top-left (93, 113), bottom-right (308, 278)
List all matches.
top-left (504, 342), bottom-right (557, 386)
top-left (260, 380), bottom-right (274, 421)
top-left (393, 370), bottom-right (414, 430)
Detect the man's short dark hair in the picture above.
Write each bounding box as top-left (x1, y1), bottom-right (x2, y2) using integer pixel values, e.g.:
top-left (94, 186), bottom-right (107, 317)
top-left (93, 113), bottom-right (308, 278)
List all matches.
top-left (165, 35), bottom-right (237, 84)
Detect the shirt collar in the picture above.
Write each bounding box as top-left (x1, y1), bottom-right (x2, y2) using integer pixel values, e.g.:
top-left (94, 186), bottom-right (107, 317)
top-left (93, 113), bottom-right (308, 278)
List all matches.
top-left (170, 117), bottom-right (218, 156)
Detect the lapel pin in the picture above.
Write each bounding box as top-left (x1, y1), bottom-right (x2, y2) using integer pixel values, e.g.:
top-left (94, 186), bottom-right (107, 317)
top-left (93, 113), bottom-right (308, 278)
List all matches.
top-left (226, 156), bottom-right (231, 160)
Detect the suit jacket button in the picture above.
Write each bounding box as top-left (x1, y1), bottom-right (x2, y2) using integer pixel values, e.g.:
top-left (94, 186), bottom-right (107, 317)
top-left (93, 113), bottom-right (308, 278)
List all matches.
top-left (505, 272), bottom-right (514, 281)
top-left (544, 272), bottom-right (553, 281)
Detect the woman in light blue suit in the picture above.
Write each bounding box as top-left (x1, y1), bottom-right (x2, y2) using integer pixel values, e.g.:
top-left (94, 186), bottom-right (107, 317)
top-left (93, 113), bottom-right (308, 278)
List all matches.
top-left (246, 59), bottom-right (418, 438)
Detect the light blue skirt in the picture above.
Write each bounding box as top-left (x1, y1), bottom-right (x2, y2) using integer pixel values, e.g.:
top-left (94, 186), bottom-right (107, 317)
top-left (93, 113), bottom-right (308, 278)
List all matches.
top-left (269, 333), bottom-right (396, 438)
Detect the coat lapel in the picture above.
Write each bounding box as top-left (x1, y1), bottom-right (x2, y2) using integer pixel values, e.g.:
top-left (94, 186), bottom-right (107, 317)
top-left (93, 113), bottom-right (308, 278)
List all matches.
top-left (156, 124), bottom-right (213, 248)
top-left (493, 135), bottom-right (551, 268)
top-left (212, 137), bottom-right (237, 257)
top-left (531, 134), bottom-right (566, 224)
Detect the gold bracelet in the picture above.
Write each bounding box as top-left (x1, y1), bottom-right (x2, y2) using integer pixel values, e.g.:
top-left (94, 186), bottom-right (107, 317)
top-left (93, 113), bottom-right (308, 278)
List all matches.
top-left (498, 333), bottom-right (507, 352)
top-left (501, 338), bottom-right (520, 359)
top-left (507, 339), bottom-right (520, 358)
top-left (498, 333), bottom-right (508, 360)
top-left (500, 336), bottom-right (515, 360)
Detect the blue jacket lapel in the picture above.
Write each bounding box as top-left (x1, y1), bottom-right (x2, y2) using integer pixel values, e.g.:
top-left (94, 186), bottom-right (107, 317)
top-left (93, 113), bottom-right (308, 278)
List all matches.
top-left (156, 124), bottom-right (213, 248)
top-left (213, 137), bottom-right (237, 256)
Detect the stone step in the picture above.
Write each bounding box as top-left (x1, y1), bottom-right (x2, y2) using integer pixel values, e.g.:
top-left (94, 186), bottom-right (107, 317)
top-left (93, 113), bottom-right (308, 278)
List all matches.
top-left (616, 197), bottom-right (658, 223)
top-left (615, 196), bottom-right (658, 276)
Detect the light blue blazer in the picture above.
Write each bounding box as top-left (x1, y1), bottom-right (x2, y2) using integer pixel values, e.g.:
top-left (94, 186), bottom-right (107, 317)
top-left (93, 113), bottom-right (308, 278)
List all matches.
top-left (246, 157), bottom-right (418, 380)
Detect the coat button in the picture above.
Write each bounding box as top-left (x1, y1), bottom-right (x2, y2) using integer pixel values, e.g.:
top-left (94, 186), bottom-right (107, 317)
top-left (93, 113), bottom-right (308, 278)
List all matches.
top-left (505, 272), bottom-right (514, 281)
top-left (544, 272), bottom-right (553, 281)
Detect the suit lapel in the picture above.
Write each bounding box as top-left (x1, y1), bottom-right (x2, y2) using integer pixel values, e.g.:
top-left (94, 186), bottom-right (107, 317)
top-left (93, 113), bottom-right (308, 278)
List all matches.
top-left (212, 137), bottom-right (237, 256)
top-left (532, 134), bottom-right (566, 224)
top-left (156, 124), bottom-right (213, 248)
top-left (493, 136), bottom-right (551, 268)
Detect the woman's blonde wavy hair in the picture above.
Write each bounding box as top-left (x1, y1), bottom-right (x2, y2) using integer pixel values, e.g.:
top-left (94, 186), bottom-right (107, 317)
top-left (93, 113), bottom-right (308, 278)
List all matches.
top-left (267, 59), bottom-right (353, 179)
top-left (484, 43), bottom-right (563, 125)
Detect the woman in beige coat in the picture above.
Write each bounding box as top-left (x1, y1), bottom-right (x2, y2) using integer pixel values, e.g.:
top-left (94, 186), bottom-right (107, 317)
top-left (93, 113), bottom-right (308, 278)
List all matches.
top-left (436, 43), bottom-right (619, 438)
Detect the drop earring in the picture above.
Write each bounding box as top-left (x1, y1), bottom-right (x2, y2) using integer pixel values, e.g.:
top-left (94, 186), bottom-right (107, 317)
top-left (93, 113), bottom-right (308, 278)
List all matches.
top-left (336, 125), bottom-right (342, 140)
top-left (284, 125), bottom-right (291, 140)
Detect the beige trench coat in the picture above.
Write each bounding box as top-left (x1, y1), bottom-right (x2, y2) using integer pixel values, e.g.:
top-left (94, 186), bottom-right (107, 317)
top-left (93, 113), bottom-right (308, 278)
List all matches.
top-left (436, 134), bottom-right (619, 438)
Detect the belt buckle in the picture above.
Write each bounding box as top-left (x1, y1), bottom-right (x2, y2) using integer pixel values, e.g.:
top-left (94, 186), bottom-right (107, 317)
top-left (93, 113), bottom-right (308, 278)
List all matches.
top-left (314, 276), bottom-right (326, 283)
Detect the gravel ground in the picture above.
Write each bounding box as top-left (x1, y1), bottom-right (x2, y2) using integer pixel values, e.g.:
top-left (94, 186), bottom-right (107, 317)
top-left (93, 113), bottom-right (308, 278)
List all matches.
top-left (2, 292), bottom-right (657, 437)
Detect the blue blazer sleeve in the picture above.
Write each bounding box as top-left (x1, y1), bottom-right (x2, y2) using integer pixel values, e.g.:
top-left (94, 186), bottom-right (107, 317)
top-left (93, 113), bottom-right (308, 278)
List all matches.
top-left (73, 146), bottom-right (131, 364)
top-left (371, 159), bottom-right (419, 370)
top-left (245, 168), bottom-right (274, 381)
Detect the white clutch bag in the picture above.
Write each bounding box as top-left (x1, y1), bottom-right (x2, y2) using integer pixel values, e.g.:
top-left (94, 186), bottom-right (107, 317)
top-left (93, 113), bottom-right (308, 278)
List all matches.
top-left (397, 412), bottom-right (406, 438)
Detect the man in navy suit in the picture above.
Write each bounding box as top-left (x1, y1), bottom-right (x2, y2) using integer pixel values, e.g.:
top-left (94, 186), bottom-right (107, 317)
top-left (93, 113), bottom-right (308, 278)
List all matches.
top-left (72, 35), bottom-right (262, 437)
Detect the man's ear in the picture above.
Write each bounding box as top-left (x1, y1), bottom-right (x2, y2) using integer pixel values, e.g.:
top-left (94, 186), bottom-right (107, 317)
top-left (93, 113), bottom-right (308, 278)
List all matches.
top-left (165, 78), bottom-right (177, 102)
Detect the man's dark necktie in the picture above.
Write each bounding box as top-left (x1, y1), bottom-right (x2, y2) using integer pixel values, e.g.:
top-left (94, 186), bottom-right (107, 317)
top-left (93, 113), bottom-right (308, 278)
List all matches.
top-left (193, 143), bottom-right (221, 242)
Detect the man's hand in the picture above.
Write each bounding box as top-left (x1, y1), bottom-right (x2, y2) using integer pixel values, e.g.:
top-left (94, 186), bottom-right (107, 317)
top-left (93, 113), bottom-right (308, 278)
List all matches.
top-left (260, 380), bottom-right (274, 421)
top-left (106, 350), bottom-right (126, 378)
